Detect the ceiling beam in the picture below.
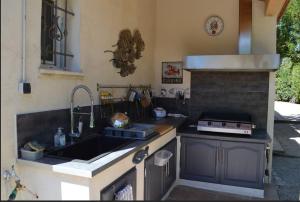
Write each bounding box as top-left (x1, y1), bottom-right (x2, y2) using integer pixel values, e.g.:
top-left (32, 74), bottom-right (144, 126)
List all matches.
top-left (265, 0), bottom-right (289, 17)
top-left (277, 0), bottom-right (290, 21)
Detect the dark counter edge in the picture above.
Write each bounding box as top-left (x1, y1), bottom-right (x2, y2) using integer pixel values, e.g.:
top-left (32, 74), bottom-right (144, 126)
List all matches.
top-left (177, 130), bottom-right (272, 144)
top-left (18, 117), bottom-right (187, 177)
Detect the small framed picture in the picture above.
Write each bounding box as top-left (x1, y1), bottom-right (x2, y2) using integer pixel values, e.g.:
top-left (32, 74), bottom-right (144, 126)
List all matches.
top-left (162, 61), bottom-right (183, 84)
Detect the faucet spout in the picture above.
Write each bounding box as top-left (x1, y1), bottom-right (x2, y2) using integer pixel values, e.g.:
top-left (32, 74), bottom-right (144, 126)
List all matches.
top-left (90, 100), bottom-right (95, 128)
top-left (70, 85), bottom-right (95, 138)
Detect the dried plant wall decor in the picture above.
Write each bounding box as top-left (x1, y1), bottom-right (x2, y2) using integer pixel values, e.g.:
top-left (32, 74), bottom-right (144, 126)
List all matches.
top-left (105, 29), bottom-right (145, 77)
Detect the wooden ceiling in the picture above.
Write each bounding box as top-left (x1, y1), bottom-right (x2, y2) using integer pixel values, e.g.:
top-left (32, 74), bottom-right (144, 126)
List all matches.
top-left (264, 0), bottom-right (290, 20)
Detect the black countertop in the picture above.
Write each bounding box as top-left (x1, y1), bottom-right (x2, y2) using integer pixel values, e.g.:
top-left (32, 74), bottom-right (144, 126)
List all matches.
top-left (18, 115), bottom-right (271, 178)
top-left (135, 116), bottom-right (187, 128)
top-left (18, 116), bottom-right (187, 177)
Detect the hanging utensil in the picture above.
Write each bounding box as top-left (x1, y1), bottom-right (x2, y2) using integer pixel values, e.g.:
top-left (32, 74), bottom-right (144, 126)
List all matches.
top-left (127, 87), bottom-right (137, 102)
top-left (140, 89), bottom-right (151, 108)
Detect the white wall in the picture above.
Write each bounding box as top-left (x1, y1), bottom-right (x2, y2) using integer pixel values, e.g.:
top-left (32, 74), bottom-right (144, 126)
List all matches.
top-left (152, 0), bottom-right (277, 97)
top-left (153, 0), bottom-right (239, 97)
top-left (1, 0), bottom-right (156, 199)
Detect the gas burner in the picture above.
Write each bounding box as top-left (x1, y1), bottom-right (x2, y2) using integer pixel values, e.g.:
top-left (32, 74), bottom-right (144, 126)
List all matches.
top-left (197, 112), bottom-right (255, 135)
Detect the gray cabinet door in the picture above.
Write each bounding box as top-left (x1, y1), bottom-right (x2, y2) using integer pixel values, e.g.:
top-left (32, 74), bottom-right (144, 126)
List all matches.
top-left (100, 167), bottom-right (137, 200)
top-left (220, 141), bottom-right (265, 189)
top-left (144, 138), bottom-right (177, 200)
top-left (163, 138), bottom-right (177, 193)
top-left (180, 137), bottom-right (220, 183)
top-left (144, 149), bottom-right (164, 200)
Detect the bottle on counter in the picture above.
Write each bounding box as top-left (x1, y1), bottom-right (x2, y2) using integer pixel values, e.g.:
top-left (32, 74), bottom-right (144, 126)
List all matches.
top-left (54, 127), bottom-right (65, 147)
top-left (59, 128), bottom-right (66, 147)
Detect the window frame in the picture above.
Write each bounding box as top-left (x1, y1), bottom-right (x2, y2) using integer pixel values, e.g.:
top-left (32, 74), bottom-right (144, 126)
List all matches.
top-left (40, 0), bottom-right (77, 73)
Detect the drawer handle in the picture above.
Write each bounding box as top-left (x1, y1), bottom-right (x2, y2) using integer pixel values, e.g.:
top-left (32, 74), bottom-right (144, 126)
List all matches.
top-left (132, 146), bottom-right (149, 164)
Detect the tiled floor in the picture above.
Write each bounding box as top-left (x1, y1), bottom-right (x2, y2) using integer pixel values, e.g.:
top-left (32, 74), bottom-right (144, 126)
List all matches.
top-left (165, 184), bottom-right (279, 200)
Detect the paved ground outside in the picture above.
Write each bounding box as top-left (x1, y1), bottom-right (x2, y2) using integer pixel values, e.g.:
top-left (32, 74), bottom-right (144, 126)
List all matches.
top-left (167, 185), bottom-right (254, 200)
top-left (275, 101), bottom-right (300, 122)
top-left (272, 101), bottom-right (300, 201)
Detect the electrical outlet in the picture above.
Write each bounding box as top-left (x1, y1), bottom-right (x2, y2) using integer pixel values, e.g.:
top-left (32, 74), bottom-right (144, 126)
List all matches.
top-left (19, 82), bottom-right (31, 94)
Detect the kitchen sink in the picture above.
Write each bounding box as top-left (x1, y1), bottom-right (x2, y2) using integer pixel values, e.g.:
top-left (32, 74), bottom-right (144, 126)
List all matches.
top-left (46, 135), bottom-right (134, 163)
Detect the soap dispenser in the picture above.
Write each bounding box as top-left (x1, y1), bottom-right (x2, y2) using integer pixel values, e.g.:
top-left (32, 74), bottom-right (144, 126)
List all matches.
top-left (54, 128), bottom-right (61, 147)
top-left (54, 127), bottom-right (65, 147)
top-left (59, 128), bottom-right (66, 147)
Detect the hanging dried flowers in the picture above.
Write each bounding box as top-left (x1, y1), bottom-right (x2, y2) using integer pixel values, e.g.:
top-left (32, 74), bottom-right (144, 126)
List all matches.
top-left (105, 29), bottom-right (145, 77)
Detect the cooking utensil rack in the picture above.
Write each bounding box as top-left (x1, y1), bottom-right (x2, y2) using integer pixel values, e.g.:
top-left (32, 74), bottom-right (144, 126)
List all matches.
top-left (97, 83), bottom-right (152, 120)
top-left (97, 83), bottom-right (151, 91)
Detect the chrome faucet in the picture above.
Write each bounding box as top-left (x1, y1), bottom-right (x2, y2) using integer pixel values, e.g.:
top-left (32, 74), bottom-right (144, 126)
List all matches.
top-left (69, 85), bottom-right (95, 141)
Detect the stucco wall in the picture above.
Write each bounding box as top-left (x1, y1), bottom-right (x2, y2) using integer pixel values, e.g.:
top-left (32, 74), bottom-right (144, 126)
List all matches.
top-left (1, 0), bottom-right (156, 199)
top-left (1, 0), bottom-right (278, 199)
top-left (152, 0), bottom-right (277, 97)
top-left (153, 0), bottom-right (239, 96)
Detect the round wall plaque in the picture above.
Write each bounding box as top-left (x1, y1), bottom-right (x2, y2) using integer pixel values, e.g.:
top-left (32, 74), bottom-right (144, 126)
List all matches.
top-left (205, 15), bottom-right (224, 36)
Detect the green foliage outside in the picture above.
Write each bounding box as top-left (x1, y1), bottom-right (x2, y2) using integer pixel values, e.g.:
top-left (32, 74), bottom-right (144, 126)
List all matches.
top-left (276, 0), bottom-right (300, 103)
top-left (292, 64), bottom-right (300, 102)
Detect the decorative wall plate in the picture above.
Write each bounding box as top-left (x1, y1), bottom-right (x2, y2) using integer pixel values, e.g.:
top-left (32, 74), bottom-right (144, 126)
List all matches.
top-left (205, 15), bottom-right (224, 36)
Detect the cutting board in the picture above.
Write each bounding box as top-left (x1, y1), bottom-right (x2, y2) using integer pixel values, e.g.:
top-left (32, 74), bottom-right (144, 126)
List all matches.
top-left (154, 124), bottom-right (173, 135)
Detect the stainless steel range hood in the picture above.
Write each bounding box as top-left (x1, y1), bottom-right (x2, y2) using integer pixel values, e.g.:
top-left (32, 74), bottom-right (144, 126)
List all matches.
top-left (184, 0), bottom-right (280, 71)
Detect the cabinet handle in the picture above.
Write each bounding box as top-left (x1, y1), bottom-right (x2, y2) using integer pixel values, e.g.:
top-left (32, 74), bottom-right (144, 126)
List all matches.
top-left (165, 162), bottom-right (168, 176)
top-left (216, 147), bottom-right (219, 164)
top-left (219, 147), bottom-right (223, 164)
top-left (167, 161), bottom-right (169, 176)
top-left (165, 161), bottom-right (169, 176)
top-left (222, 148), bottom-right (225, 164)
top-left (168, 161), bottom-right (169, 176)
top-left (166, 162), bottom-right (168, 176)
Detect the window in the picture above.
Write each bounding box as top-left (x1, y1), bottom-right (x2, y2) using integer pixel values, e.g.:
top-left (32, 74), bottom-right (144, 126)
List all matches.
top-left (41, 0), bottom-right (80, 72)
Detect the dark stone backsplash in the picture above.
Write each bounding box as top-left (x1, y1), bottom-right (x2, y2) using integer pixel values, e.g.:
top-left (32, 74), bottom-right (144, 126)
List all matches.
top-left (16, 102), bottom-right (152, 156)
top-left (17, 108), bottom-right (70, 153)
top-left (155, 72), bottom-right (269, 129)
top-left (153, 97), bottom-right (190, 115)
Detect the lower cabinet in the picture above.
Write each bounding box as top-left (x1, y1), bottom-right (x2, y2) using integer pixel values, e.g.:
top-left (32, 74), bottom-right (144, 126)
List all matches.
top-left (220, 141), bottom-right (265, 188)
top-left (180, 138), bottom-right (220, 183)
top-left (100, 167), bottom-right (137, 200)
top-left (180, 136), bottom-right (266, 189)
top-left (144, 138), bottom-right (177, 200)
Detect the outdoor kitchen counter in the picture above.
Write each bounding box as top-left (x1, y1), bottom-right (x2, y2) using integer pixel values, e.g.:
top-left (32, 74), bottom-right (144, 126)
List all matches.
top-left (136, 116), bottom-right (187, 129)
top-left (177, 124), bottom-right (271, 144)
top-left (17, 117), bottom-right (187, 178)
